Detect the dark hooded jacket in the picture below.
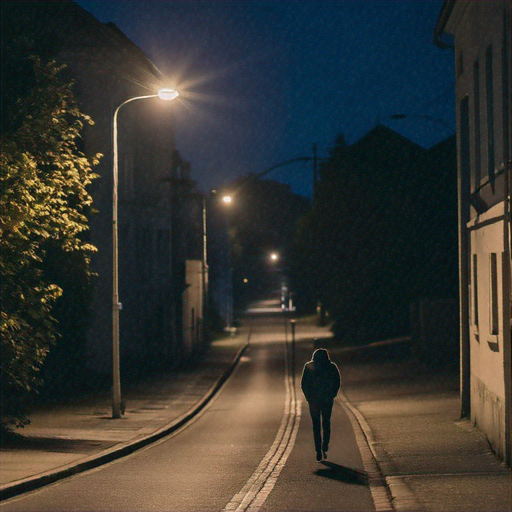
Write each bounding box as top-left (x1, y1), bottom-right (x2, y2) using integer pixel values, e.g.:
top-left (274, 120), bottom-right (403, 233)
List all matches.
top-left (301, 349), bottom-right (341, 403)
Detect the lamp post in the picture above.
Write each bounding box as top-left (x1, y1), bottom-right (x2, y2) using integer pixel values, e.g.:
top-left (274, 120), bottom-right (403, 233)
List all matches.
top-left (111, 88), bottom-right (178, 419)
top-left (208, 190), bottom-right (234, 332)
top-left (223, 197), bottom-right (234, 331)
top-left (201, 193), bottom-right (208, 344)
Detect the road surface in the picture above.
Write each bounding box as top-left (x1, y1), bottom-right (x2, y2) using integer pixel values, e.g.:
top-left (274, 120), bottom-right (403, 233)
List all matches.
top-left (1, 306), bottom-right (374, 512)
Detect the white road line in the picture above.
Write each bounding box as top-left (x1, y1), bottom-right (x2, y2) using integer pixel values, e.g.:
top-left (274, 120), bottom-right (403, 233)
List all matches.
top-left (223, 344), bottom-right (301, 512)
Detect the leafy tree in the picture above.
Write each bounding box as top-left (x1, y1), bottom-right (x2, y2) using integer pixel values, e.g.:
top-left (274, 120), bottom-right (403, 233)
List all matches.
top-left (291, 127), bottom-right (456, 344)
top-left (1, 53), bottom-right (100, 430)
top-left (289, 134), bottom-right (349, 317)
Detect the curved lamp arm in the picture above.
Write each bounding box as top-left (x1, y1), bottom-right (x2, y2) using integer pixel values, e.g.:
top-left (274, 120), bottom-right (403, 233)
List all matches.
top-left (111, 88), bottom-right (178, 419)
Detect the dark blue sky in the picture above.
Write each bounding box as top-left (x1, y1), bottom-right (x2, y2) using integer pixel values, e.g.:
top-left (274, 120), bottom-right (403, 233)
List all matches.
top-left (76, 0), bottom-right (455, 197)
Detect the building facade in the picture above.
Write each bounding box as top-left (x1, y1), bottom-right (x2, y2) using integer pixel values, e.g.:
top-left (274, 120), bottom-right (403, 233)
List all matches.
top-left (436, 0), bottom-right (511, 464)
top-left (5, 1), bottom-right (207, 384)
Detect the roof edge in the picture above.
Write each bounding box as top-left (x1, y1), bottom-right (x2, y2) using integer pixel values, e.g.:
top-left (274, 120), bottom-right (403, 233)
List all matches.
top-left (103, 21), bottom-right (163, 80)
top-left (434, 0), bottom-right (456, 49)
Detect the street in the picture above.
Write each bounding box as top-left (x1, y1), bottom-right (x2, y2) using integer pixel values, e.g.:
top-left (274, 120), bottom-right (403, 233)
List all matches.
top-left (1, 304), bottom-right (375, 512)
top-left (3, 6), bottom-right (511, 509)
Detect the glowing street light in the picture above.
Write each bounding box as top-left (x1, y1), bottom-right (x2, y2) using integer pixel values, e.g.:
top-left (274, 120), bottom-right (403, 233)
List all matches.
top-left (222, 195), bottom-right (233, 204)
top-left (111, 88), bottom-right (178, 419)
top-left (157, 88), bottom-right (179, 101)
top-left (270, 252), bottom-right (279, 262)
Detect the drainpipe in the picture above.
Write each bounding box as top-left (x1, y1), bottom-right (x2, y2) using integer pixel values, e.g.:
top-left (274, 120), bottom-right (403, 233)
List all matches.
top-left (502, 154), bottom-right (511, 466)
top-left (502, 6), bottom-right (512, 467)
top-left (458, 147), bottom-right (472, 420)
top-left (434, 0), bottom-right (471, 418)
top-left (458, 115), bottom-right (471, 419)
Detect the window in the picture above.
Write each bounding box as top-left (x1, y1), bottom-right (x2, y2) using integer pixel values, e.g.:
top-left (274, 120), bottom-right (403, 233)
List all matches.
top-left (502, 15), bottom-right (510, 166)
top-left (122, 154), bottom-right (134, 196)
top-left (485, 45), bottom-right (495, 178)
top-left (190, 308), bottom-right (196, 337)
top-left (473, 60), bottom-right (481, 188)
top-left (157, 229), bottom-right (170, 266)
top-left (472, 254), bottom-right (479, 334)
top-left (137, 228), bottom-right (153, 280)
top-left (457, 48), bottom-right (464, 77)
top-left (489, 253), bottom-right (498, 335)
top-left (459, 97), bottom-right (471, 205)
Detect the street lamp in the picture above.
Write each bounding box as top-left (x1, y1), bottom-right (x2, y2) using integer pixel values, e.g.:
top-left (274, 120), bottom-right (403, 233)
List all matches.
top-left (213, 153), bottom-right (322, 331)
top-left (111, 87), bottom-right (178, 419)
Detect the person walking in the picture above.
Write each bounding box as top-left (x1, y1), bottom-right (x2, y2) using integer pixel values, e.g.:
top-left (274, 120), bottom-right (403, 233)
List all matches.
top-left (301, 348), bottom-right (341, 462)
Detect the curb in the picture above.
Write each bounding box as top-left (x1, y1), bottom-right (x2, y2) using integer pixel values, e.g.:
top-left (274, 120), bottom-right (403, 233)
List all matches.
top-left (338, 390), bottom-right (395, 512)
top-left (0, 341), bottom-right (250, 502)
top-left (338, 388), bottom-right (425, 512)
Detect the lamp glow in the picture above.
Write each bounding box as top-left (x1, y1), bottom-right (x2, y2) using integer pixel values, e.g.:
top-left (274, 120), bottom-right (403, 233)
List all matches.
top-left (158, 88), bottom-right (179, 101)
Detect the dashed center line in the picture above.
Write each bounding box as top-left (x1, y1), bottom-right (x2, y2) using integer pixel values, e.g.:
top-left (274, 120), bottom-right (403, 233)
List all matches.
top-left (223, 343), bottom-right (301, 512)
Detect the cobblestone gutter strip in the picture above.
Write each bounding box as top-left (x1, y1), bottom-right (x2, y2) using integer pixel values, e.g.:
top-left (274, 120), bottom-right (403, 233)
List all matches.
top-left (0, 340), bottom-right (250, 502)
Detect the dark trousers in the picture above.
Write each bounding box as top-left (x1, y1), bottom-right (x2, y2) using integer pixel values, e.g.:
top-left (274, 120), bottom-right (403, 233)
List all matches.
top-left (308, 400), bottom-right (334, 453)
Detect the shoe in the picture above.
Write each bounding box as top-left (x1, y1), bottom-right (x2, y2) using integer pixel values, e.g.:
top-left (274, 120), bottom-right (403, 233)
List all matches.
top-left (316, 451), bottom-right (323, 462)
top-left (323, 451), bottom-right (328, 460)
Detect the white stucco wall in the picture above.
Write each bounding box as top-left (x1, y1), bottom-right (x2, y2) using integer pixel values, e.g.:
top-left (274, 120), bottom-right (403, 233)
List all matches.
top-left (468, 203), bottom-right (507, 455)
top-left (446, 0), bottom-right (511, 460)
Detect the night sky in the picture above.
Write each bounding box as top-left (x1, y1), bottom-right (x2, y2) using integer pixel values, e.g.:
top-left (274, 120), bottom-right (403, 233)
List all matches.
top-left (75, 0), bottom-right (455, 197)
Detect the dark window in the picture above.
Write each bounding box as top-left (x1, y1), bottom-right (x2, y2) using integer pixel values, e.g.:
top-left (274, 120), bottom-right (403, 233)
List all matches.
top-left (485, 45), bottom-right (495, 178)
top-left (137, 228), bottom-right (153, 280)
top-left (457, 48), bottom-right (464, 77)
top-left (502, 14), bottom-right (510, 166)
top-left (460, 96), bottom-right (471, 205)
top-left (473, 60), bottom-right (481, 188)
top-left (122, 155), bottom-right (134, 196)
top-left (472, 254), bottom-right (479, 334)
top-left (157, 229), bottom-right (170, 266)
top-left (489, 253), bottom-right (498, 335)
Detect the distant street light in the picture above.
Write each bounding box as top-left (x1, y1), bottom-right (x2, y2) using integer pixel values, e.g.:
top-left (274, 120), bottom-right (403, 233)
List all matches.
top-left (112, 88), bottom-right (178, 419)
top-left (214, 152), bottom-right (323, 331)
top-left (210, 190), bottom-right (234, 330)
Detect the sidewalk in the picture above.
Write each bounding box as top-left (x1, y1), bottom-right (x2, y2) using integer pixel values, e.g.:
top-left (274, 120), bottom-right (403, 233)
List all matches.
top-left (0, 328), bottom-right (250, 501)
top-left (1, 323), bottom-right (510, 511)
top-left (332, 343), bottom-right (512, 512)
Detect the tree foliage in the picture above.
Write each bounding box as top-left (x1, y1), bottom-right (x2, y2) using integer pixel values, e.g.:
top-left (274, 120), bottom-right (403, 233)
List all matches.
top-left (290, 127), bottom-right (458, 344)
top-left (1, 54), bottom-right (100, 428)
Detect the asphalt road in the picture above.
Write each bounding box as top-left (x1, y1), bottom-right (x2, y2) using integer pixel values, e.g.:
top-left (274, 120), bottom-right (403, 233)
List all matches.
top-left (1, 312), bottom-right (374, 512)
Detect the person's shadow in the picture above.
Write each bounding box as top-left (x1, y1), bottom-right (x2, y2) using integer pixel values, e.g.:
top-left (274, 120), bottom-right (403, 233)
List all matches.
top-left (314, 461), bottom-right (368, 485)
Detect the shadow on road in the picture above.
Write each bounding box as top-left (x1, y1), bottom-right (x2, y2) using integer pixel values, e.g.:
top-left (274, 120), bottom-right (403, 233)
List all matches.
top-left (1, 435), bottom-right (115, 454)
top-left (314, 461), bottom-right (368, 485)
